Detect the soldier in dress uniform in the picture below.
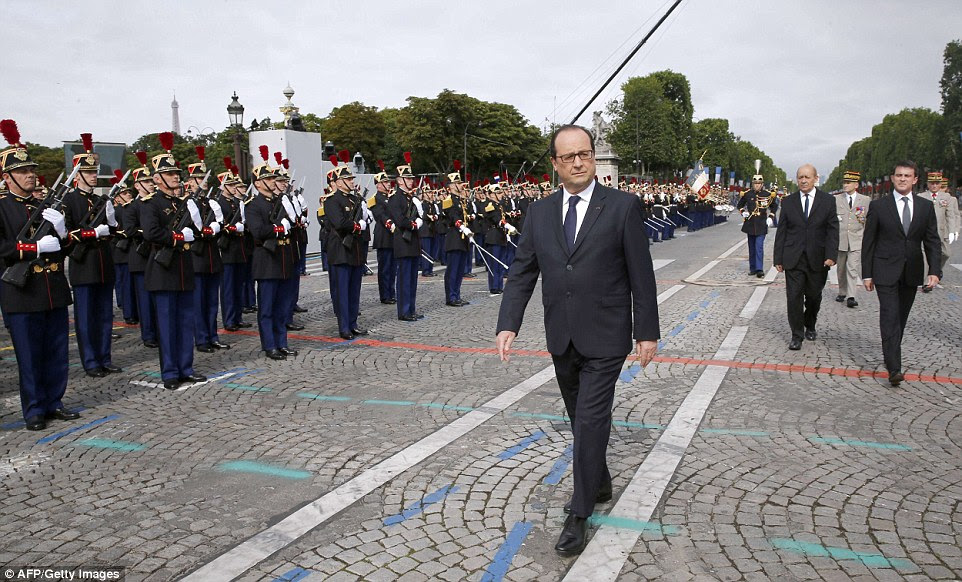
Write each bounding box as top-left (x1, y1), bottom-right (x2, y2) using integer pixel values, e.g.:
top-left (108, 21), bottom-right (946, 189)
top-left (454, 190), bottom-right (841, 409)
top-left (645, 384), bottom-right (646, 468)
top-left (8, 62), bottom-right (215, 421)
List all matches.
top-left (442, 163), bottom-right (472, 307)
top-left (110, 172), bottom-right (138, 325)
top-left (140, 132), bottom-right (206, 390)
top-left (387, 152), bottom-right (423, 321)
top-left (185, 147), bottom-right (229, 353)
top-left (0, 120), bottom-right (79, 430)
top-left (324, 155), bottom-right (369, 339)
top-left (418, 186), bottom-right (439, 277)
top-left (273, 156), bottom-right (305, 331)
top-left (835, 171), bottom-right (871, 307)
top-left (127, 153), bottom-right (158, 348)
top-left (736, 174), bottom-right (777, 278)
top-left (920, 171), bottom-right (960, 291)
top-left (483, 184), bottom-right (511, 295)
top-left (216, 161), bottom-right (252, 332)
top-left (63, 133), bottom-right (122, 378)
top-left (370, 162), bottom-right (397, 304)
top-left (246, 147), bottom-right (298, 360)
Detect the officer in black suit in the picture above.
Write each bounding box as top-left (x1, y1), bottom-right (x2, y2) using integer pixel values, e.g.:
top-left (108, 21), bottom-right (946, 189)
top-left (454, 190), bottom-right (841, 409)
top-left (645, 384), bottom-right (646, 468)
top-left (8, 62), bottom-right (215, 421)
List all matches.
top-left (861, 160), bottom-right (941, 385)
top-left (140, 134), bottom-right (207, 390)
top-left (370, 167), bottom-right (397, 304)
top-left (0, 127), bottom-right (79, 430)
top-left (63, 135), bottom-right (121, 378)
top-left (216, 166), bottom-right (251, 332)
top-left (773, 164), bottom-right (839, 350)
top-left (496, 125), bottom-right (659, 556)
top-left (387, 156), bottom-right (422, 321)
top-left (323, 157), bottom-right (368, 340)
top-left (126, 158), bottom-right (158, 348)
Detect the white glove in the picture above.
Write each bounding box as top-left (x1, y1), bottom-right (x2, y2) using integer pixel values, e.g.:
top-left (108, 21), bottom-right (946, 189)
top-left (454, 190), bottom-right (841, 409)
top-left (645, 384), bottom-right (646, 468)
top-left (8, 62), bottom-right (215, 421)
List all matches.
top-left (36, 234), bottom-right (61, 254)
top-left (949, 232), bottom-right (958, 244)
top-left (459, 223), bottom-right (473, 238)
top-left (415, 218), bottom-right (424, 229)
top-left (504, 222), bottom-right (517, 235)
top-left (209, 222), bottom-right (221, 235)
top-left (413, 198), bottom-right (424, 216)
top-left (234, 222), bottom-right (245, 233)
top-left (42, 208), bottom-right (67, 238)
top-left (105, 200), bottom-right (118, 227)
top-left (291, 195), bottom-right (303, 215)
top-left (180, 227), bottom-right (195, 243)
top-left (281, 196), bottom-right (296, 220)
top-left (240, 201), bottom-right (247, 222)
top-left (281, 218), bottom-right (291, 234)
top-left (94, 224), bottom-right (111, 238)
top-left (209, 199), bottom-right (224, 222)
top-left (363, 206), bottom-right (374, 222)
top-left (358, 219), bottom-right (367, 231)
top-left (296, 193), bottom-right (307, 210)
top-left (187, 199), bottom-right (202, 230)
top-left (766, 217), bottom-right (774, 228)
top-left (741, 210), bottom-right (750, 218)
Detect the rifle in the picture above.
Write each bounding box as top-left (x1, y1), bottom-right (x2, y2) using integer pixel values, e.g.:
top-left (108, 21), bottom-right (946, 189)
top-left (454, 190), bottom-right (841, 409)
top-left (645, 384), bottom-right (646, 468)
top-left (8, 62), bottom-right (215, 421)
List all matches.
top-left (217, 191), bottom-right (243, 250)
top-left (192, 185), bottom-right (223, 255)
top-left (341, 185), bottom-right (369, 250)
top-left (153, 172), bottom-right (210, 268)
top-left (400, 177), bottom-right (423, 243)
top-left (69, 169), bottom-right (132, 260)
top-left (262, 181), bottom-right (294, 253)
top-left (1, 165), bottom-right (79, 287)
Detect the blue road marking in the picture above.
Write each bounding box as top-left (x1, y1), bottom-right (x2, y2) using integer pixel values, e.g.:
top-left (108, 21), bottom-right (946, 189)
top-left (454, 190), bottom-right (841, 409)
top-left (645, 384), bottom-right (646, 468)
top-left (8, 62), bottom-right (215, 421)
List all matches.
top-left (480, 521), bottom-right (534, 582)
top-left (2, 407), bottom-right (88, 431)
top-left (272, 567), bottom-right (311, 582)
top-left (36, 415), bottom-right (119, 445)
top-left (383, 484), bottom-right (459, 526)
top-left (498, 430), bottom-right (546, 460)
top-left (543, 445), bottom-right (573, 485)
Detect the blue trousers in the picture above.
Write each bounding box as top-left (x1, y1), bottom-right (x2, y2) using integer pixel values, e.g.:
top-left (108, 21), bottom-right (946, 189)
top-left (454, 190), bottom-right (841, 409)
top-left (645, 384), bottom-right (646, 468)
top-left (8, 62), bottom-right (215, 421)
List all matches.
top-left (376, 248), bottom-right (397, 301)
top-left (242, 260), bottom-right (256, 308)
top-left (747, 234), bottom-right (766, 273)
top-left (444, 250), bottom-right (466, 303)
top-left (436, 234), bottom-right (446, 264)
top-left (474, 233), bottom-right (486, 266)
top-left (256, 278), bottom-right (293, 351)
top-left (193, 273), bottom-right (221, 346)
top-left (114, 263), bottom-right (138, 321)
top-left (9, 307), bottom-right (69, 420)
top-left (421, 237), bottom-right (437, 274)
top-left (505, 235), bottom-right (518, 266)
top-left (221, 263), bottom-right (244, 327)
top-left (72, 283), bottom-right (114, 372)
top-left (462, 243), bottom-right (473, 274)
top-left (152, 290), bottom-right (195, 381)
top-left (131, 272), bottom-right (156, 342)
top-left (331, 264), bottom-right (363, 333)
top-left (485, 244), bottom-right (507, 292)
top-left (287, 268), bottom-right (301, 325)
top-left (298, 241), bottom-right (308, 275)
top-left (396, 256), bottom-right (419, 318)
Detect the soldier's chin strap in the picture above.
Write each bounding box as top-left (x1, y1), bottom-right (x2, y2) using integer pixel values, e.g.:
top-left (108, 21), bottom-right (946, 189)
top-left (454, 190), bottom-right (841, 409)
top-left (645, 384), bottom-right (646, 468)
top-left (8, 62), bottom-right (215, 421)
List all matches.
top-left (5, 173), bottom-right (31, 196)
top-left (78, 171), bottom-right (96, 191)
top-left (158, 172), bottom-right (179, 195)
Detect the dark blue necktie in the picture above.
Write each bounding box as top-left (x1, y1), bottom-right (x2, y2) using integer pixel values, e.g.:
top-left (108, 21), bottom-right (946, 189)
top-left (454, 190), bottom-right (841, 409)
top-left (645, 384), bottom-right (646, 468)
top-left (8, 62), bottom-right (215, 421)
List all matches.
top-left (564, 195), bottom-right (580, 252)
top-left (802, 194), bottom-right (809, 220)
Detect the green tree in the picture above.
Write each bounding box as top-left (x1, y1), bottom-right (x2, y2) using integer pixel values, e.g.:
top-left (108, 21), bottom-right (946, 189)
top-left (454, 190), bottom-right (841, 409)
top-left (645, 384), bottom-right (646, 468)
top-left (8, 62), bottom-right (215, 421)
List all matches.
top-left (322, 102), bottom-right (386, 166)
top-left (24, 143), bottom-right (68, 187)
top-left (940, 39), bottom-right (962, 185)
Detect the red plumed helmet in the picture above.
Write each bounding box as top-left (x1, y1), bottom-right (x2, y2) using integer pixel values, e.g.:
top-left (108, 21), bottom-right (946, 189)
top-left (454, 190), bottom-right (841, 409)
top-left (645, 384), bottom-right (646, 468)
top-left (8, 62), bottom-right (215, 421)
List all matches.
top-left (110, 177), bottom-right (119, 185)
top-left (38, 175), bottom-right (46, 186)
top-left (542, 173), bottom-right (550, 181)
top-left (453, 159), bottom-right (461, 171)
top-left (403, 151), bottom-right (412, 164)
top-left (223, 156), bottom-right (232, 169)
top-left (114, 169), bottom-right (123, 180)
top-left (329, 155), bottom-right (339, 167)
top-left (377, 159), bottom-right (385, 171)
top-left (81, 133), bottom-right (93, 152)
top-left (136, 151), bottom-right (148, 165)
top-left (274, 151), bottom-right (283, 164)
top-left (338, 149), bottom-right (350, 164)
top-left (259, 145), bottom-right (269, 161)
top-left (1, 119), bottom-right (22, 146)
top-left (282, 159), bottom-right (289, 169)
top-left (231, 165), bottom-right (239, 176)
top-left (195, 146), bottom-right (205, 160)
top-left (158, 132), bottom-right (174, 152)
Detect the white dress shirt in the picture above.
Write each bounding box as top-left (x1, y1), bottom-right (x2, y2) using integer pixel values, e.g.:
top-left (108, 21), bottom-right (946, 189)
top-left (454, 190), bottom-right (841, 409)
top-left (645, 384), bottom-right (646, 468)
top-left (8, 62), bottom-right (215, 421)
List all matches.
top-left (799, 189), bottom-right (814, 218)
top-left (895, 190), bottom-right (913, 223)
top-left (562, 180), bottom-right (596, 240)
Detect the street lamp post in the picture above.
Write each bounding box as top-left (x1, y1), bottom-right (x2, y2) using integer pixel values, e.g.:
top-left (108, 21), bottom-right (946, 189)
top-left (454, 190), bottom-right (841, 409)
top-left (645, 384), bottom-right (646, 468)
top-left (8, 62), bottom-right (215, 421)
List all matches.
top-left (227, 92), bottom-right (246, 178)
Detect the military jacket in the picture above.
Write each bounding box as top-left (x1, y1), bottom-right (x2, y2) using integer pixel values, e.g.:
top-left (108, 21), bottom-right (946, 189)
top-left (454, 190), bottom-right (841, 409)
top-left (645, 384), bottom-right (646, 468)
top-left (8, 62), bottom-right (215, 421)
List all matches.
top-left (63, 188), bottom-right (115, 286)
top-left (443, 195), bottom-right (471, 253)
top-left (371, 191), bottom-right (394, 249)
top-left (324, 189), bottom-right (365, 267)
top-left (217, 194), bottom-right (247, 264)
top-left (247, 192), bottom-right (296, 280)
top-left (141, 191), bottom-right (195, 292)
top-left (125, 199), bottom-right (149, 273)
top-left (387, 188), bottom-right (421, 258)
top-left (737, 189), bottom-right (777, 236)
top-left (482, 199), bottom-right (507, 246)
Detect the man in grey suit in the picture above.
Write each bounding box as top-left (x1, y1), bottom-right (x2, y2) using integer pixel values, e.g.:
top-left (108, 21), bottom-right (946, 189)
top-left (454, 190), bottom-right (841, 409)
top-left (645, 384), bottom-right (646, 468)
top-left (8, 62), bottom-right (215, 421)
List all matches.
top-left (835, 171), bottom-right (872, 308)
top-left (773, 164), bottom-right (839, 350)
top-left (495, 125), bottom-right (660, 556)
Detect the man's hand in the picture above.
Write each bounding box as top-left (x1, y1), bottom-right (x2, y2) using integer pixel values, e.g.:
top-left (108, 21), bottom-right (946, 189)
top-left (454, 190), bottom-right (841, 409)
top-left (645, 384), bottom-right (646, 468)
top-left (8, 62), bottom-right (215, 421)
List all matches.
top-left (864, 278), bottom-right (874, 292)
top-left (927, 274), bottom-right (940, 288)
top-left (824, 259), bottom-right (835, 268)
top-left (496, 331), bottom-right (516, 362)
top-left (635, 340), bottom-right (657, 367)
top-left (775, 264), bottom-right (783, 273)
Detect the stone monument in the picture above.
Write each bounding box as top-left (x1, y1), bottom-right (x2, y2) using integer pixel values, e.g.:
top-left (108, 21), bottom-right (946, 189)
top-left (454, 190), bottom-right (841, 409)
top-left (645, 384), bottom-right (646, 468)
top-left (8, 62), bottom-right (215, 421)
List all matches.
top-left (591, 111), bottom-right (620, 187)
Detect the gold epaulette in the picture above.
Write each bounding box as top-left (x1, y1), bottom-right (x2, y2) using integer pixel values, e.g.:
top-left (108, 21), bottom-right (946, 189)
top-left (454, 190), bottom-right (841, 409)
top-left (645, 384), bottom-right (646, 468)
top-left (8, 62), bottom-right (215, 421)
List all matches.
top-left (441, 197), bottom-right (453, 209)
top-left (485, 202), bottom-right (495, 212)
top-left (140, 193), bottom-right (154, 201)
top-left (317, 206), bottom-right (325, 217)
top-left (367, 197), bottom-right (377, 209)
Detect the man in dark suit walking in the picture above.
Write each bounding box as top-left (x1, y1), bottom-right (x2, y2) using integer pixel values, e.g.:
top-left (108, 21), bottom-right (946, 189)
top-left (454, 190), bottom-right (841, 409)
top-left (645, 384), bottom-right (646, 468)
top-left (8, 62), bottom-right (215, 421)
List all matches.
top-left (773, 164), bottom-right (839, 350)
top-left (861, 160), bottom-right (941, 386)
top-left (495, 125), bottom-right (660, 556)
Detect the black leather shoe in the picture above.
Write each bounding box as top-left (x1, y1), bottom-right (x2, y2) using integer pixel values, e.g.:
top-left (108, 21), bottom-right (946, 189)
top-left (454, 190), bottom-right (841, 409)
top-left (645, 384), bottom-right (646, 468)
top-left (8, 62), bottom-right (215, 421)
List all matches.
top-left (211, 341), bottom-right (231, 350)
top-left (415, 313), bottom-right (425, 319)
top-left (85, 368), bottom-right (106, 378)
top-left (788, 339), bottom-right (802, 350)
top-left (237, 322), bottom-right (253, 328)
top-left (124, 318), bottom-right (140, 325)
top-left (351, 328), bottom-right (368, 336)
top-left (804, 329), bottom-right (817, 341)
top-left (756, 271), bottom-right (764, 278)
top-left (490, 289), bottom-right (503, 295)
top-left (835, 294), bottom-right (846, 302)
top-left (846, 297), bottom-right (858, 308)
top-left (398, 315), bottom-right (418, 322)
top-left (381, 299), bottom-right (397, 304)
top-left (446, 301), bottom-right (463, 307)
top-left (164, 379), bottom-right (180, 390)
top-left (421, 272), bottom-right (436, 277)
top-left (339, 331), bottom-right (355, 340)
top-left (102, 364), bottom-right (122, 374)
top-left (554, 514), bottom-right (588, 556)
top-left (286, 323), bottom-right (305, 331)
top-left (143, 340), bottom-right (159, 349)
top-left (111, 332), bottom-right (122, 339)
top-left (458, 299), bottom-right (471, 306)
top-left (279, 347), bottom-right (298, 357)
top-left (293, 305), bottom-right (308, 313)
top-left (921, 284), bottom-right (933, 293)
top-left (179, 374), bottom-right (207, 383)
top-left (242, 306), bottom-right (257, 314)
top-left (25, 416), bottom-right (46, 431)
top-left (266, 349), bottom-right (286, 360)
top-left (464, 273), bottom-right (476, 278)
top-left (196, 344), bottom-right (215, 353)
top-left (564, 489), bottom-right (613, 514)
top-left (46, 409), bottom-right (80, 421)
top-left (224, 325), bottom-right (239, 332)
top-left (889, 371), bottom-right (904, 386)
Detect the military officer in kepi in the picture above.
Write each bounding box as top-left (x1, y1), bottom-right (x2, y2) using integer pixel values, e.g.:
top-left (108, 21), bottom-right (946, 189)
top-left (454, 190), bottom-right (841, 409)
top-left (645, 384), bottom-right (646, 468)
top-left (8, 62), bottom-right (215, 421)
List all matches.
top-left (835, 171), bottom-right (871, 307)
top-left (0, 120), bottom-right (79, 430)
top-left (737, 172), bottom-right (778, 278)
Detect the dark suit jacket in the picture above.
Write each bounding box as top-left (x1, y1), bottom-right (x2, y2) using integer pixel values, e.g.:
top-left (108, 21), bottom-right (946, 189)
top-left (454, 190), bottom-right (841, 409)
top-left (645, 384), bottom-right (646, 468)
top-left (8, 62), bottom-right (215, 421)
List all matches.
top-left (495, 184), bottom-right (660, 358)
top-left (773, 188), bottom-right (839, 270)
top-left (861, 193), bottom-right (942, 286)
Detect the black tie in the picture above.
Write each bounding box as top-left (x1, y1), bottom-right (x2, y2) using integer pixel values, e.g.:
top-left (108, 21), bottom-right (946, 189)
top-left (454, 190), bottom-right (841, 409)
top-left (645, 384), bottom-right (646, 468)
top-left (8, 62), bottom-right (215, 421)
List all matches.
top-left (803, 194), bottom-right (809, 220)
top-left (848, 196), bottom-right (853, 210)
top-left (901, 197), bottom-right (911, 235)
top-left (564, 195), bottom-right (580, 252)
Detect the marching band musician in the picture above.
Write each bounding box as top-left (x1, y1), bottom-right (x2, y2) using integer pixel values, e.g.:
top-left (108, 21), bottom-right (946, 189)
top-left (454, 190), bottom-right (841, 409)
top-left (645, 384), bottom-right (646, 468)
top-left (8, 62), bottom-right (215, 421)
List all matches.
top-left (737, 173), bottom-right (777, 278)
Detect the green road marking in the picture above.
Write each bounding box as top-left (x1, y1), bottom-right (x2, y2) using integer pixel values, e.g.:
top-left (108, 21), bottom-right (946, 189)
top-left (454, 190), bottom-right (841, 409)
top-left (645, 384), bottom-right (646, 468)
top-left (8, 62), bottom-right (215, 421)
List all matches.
top-left (700, 428), bottom-right (770, 436)
top-left (808, 437), bottom-right (912, 451)
top-left (223, 383), bottom-right (272, 392)
top-left (217, 460), bottom-right (311, 480)
top-left (296, 392), bottom-right (352, 402)
top-left (771, 538), bottom-right (914, 569)
top-left (419, 403), bottom-right (476, 412)
top-left (362, 399), bottom-right (416, 406)
top-left (72, 438), bottom-right (146, 452)
top-left (589, 515), bottom-right (679, 534)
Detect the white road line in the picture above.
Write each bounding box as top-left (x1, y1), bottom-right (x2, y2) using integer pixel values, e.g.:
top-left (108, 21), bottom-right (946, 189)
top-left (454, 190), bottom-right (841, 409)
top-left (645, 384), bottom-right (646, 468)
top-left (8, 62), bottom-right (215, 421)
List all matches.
top-left (951, 263), bottom-right (961, 272)
top-left (656, 285), bottom-right (685, 305)
top-left (564, 326), bottom-right (750, 581)
top-left (183, 366), bottom-right (558, 582)
top-left (738, 267), bottom-right (777, 320)
top-left (717, 239), bottom-right (746, 259)
top-left (651, 259), bottom-right (674, 271)
top-left (686, 260), bottom-right (720, 281)
top-left (128, 369), bottom-right (243, 392)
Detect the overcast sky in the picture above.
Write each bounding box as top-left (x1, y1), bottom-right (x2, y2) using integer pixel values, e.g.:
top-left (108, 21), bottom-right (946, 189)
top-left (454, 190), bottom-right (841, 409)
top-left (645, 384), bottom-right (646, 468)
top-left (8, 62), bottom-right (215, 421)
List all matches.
top-left (5, 0), bottom-right (959, 178)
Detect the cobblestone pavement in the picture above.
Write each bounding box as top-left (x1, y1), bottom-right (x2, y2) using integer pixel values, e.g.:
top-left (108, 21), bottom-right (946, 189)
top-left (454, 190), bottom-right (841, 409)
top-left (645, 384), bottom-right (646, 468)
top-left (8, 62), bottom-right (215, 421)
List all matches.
top-left (1, 218), bottom-right (960, 581)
